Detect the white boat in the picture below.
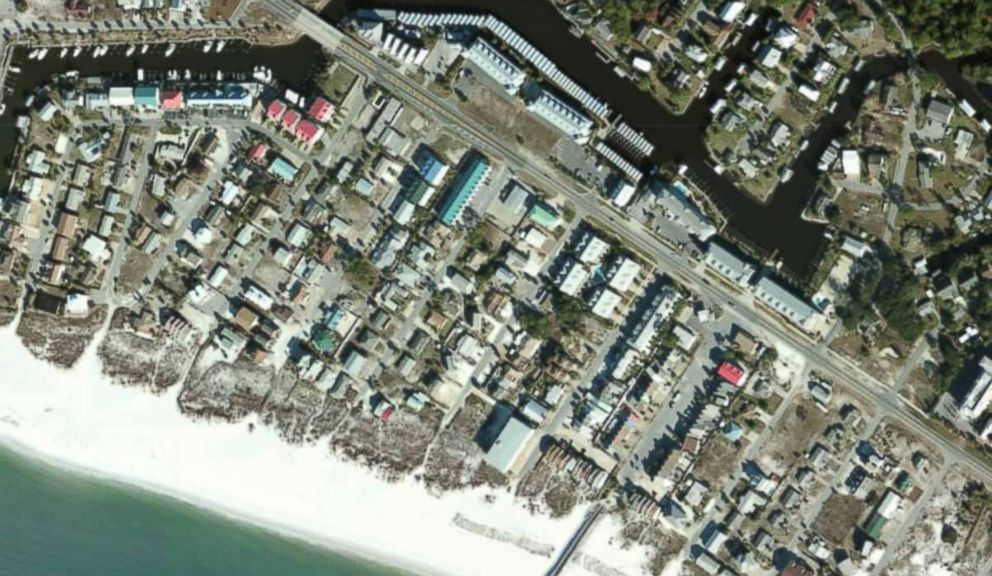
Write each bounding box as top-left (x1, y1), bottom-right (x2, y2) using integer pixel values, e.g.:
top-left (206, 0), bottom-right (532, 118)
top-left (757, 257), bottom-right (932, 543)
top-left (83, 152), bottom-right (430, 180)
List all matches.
top-left (125, 44), bottom-right (136, 57)
top-left (59, 47), bottom-right (68, 59)
top-left (140, 44), bottom-right (149, 54)
top-left (91, 45), bottom-right (101, 57)
top-left (71, 46), bottom-right (82, 58)
top-left (137, 68), bottom-right (145, 82)
top-left (215, 40), bottom-right (225, 53)
top-left (183, 69), bottom-right (191, 81)
top-left (27, 49), bottom-right (39, 60)
top-left (215, 70), bottom-right (223, 81)
top-left (202, 40), bottom-right (213, 53)
top-left (167, 70), bottom-right (179, 81)
top-left (164, 43), bottom-right (176, 57)
top-left (36, 48), bottom-right (48, 60)
top-left (252, 65), bottom-right (272, 83)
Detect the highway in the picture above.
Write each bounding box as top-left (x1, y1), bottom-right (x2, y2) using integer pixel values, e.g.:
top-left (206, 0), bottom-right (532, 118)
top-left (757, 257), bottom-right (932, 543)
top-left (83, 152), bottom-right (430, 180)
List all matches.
top-left (258, 0), bottom-right (992, 486)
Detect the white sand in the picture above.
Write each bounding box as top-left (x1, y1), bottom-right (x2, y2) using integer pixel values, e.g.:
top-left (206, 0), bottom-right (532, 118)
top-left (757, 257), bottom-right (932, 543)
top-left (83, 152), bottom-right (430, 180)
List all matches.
top-left (0, 320), bottom-right (588, 576)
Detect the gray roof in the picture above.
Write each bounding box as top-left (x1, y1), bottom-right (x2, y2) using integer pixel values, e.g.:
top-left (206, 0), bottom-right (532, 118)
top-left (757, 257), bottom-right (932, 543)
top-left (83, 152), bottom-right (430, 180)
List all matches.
top-left (754, 277), bottom-right (819, 328)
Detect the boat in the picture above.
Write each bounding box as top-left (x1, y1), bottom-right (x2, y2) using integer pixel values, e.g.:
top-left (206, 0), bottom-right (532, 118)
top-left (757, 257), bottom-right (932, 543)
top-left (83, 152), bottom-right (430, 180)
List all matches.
top-left (100, 45), bottom-right (109, 56)
top-left (91, 45), bottom-right (101, 57)
top-left (36, 48), bottom-right (48, 60)
top-left (140, 44), bottom-right (149, 54)
top-left (215, 70), bottom-right (223, 81)
top-left (71, 46), bottom-right (82, 58)
top-left (202, 40), bottom-right (213, 53)
top-left (215, 40), bottom-right (225, 53)
top-left (27, 49), bottom-right (39, 60)
top-left (252, 65), bottom-right (272, 83)
top-left (136, 68), bottom-right (145, 82)
top-left (164, 43), bottom-right (176, 57)
top-left (183, 69), bottom-right (191, 81)
top-left (59, 47), bottom-right (68, 59)
top-left (125, 44), bottom-right (136, 57)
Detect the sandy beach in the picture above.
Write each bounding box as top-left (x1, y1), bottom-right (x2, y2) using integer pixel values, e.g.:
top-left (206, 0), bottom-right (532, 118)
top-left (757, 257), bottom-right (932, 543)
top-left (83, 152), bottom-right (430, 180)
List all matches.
top-left (0, 317), bottom-right (598, 576)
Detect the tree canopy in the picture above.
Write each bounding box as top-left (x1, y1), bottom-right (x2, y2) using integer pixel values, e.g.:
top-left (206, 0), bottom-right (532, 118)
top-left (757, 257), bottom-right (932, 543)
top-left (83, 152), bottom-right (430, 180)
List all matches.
top-left (889, 0), bottom-right (992, 56)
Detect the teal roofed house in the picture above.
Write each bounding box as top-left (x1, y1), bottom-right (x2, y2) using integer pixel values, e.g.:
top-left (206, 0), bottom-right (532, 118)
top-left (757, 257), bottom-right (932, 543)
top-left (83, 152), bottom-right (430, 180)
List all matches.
top-left (436, 152), bottom-right (490, 226)
top-left (134, 85), bottom-right (160, 108)
top-left (528, 202), bottom-right (560, 229)
top-left (268, 157), bottom-right (299, 182)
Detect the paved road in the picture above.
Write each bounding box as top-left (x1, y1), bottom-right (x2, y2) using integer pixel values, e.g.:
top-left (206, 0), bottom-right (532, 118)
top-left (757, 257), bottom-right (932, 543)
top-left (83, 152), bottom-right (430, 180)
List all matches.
top-left (260, 0), bottom-right (992, 489)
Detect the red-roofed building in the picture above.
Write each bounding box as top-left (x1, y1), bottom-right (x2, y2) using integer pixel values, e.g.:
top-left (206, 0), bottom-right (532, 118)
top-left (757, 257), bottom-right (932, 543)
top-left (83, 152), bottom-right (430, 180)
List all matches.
top-left (796, 2), bottom-right (816, 29)
top-left (160, 90), bottom-right (184, 111)
top-left (250, 143), bottom-right (268, 163)
top-left (266, 99), bottom-right (287, 122)
top-left (281, 109), bottom-right (301, 132)
top-left (294, 120), bottom-right (324, 145)
top-left (308, 97), bottom-right (335, 123)
top-left (717, 361), bottom-right (746, 387)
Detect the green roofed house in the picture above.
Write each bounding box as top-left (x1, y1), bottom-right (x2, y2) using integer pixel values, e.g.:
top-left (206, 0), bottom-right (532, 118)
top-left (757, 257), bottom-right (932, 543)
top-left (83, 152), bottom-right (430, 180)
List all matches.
top-left (528, 202), bottom-right (560, 229)
top-left (436, 152), bottom-right (490, 226)
top-left (268, 156), bottom-right (299, 183)
top-left (863, 512), bottom-right (887, 541)
top-left (134, 85), bottom-right (160, 108)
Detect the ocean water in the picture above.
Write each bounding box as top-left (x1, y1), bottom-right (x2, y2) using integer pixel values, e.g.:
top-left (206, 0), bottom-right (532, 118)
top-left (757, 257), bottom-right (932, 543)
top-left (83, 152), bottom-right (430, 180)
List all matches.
top-left (0, 446), bottom-right (415, 576)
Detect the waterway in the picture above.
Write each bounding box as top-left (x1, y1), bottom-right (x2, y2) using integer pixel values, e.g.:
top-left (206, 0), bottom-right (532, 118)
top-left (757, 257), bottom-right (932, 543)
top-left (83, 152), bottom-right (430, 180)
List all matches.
top-left (321, 0), bottom-right (930, 285)
top-left (0, 37), bottom-right (326, 191)
top-left (0, 444), bottom-right (414, 576)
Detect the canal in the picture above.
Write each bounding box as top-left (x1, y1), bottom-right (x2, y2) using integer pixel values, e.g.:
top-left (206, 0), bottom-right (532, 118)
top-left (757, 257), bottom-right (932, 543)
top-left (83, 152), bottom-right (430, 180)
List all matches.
top-left (0, 38), bottom-right (326, 191)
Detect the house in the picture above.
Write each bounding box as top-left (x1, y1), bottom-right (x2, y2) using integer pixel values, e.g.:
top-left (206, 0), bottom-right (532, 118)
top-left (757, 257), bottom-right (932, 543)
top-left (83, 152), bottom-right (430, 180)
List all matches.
top-left (134, 85), bottom-right (159, 108)
top-left (308, 96), bottom-right (335, 123)
top-left (955, 129), bottom-right (975, 161)
top-left (484, 415), bottom-right (535, 475)
top-left (266, 99), bottom-right (287, 122)
top-left (717, 0), bottom-right (745, 23)
top-left (160, 90), bottom-right (184, 111)
top-left (796, 2), bottom-right (816, 28)
top-left (920, 98), bottom-right (954, 140)
top-left (268, 157), bottom-right (299, 182)
top-left (718, 361), bottom-right (747, 387)
top-left (841, 150), bottom-right (861, 180)
top-left (281, 109), bottom-right (301, 132)
top-left (250, 143), bottom-right (268, 163)
top-left (772, 26), bottom-right (799, 50)
top-left (757, 45), bottom-right (782, 69)
top-left (411, 145), bottom-right (450, 187)
top-left (294, 119), bottom-right (324, 146)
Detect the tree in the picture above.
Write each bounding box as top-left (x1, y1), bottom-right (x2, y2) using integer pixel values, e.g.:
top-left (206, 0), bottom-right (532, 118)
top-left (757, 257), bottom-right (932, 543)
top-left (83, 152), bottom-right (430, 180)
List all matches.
top-left (518, 308), bottom-right (549, 339)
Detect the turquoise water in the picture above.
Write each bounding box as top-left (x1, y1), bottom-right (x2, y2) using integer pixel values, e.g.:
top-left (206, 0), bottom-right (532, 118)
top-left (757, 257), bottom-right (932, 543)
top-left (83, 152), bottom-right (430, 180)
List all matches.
top-left (0, 446), bottom-right (416, 576)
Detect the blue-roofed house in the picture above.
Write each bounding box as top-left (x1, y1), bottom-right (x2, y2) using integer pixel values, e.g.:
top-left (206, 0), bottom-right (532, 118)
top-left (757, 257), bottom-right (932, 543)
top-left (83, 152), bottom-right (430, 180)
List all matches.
top-left (185, 84), bottom-right (253, 108)
top-left (268, 156), bottom-right (299, 182)
top-left (411, 145), bottom-right (450, 187)
top-left (436, 152), bottom-right (491, 226)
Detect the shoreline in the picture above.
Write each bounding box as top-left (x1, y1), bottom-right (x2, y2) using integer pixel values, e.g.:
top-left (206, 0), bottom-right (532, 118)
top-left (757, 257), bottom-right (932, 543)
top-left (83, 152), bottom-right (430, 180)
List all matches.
top-left (0, 319), bottom-right (588, 576)
top-left (0, 435), bottom-right (425, 576)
